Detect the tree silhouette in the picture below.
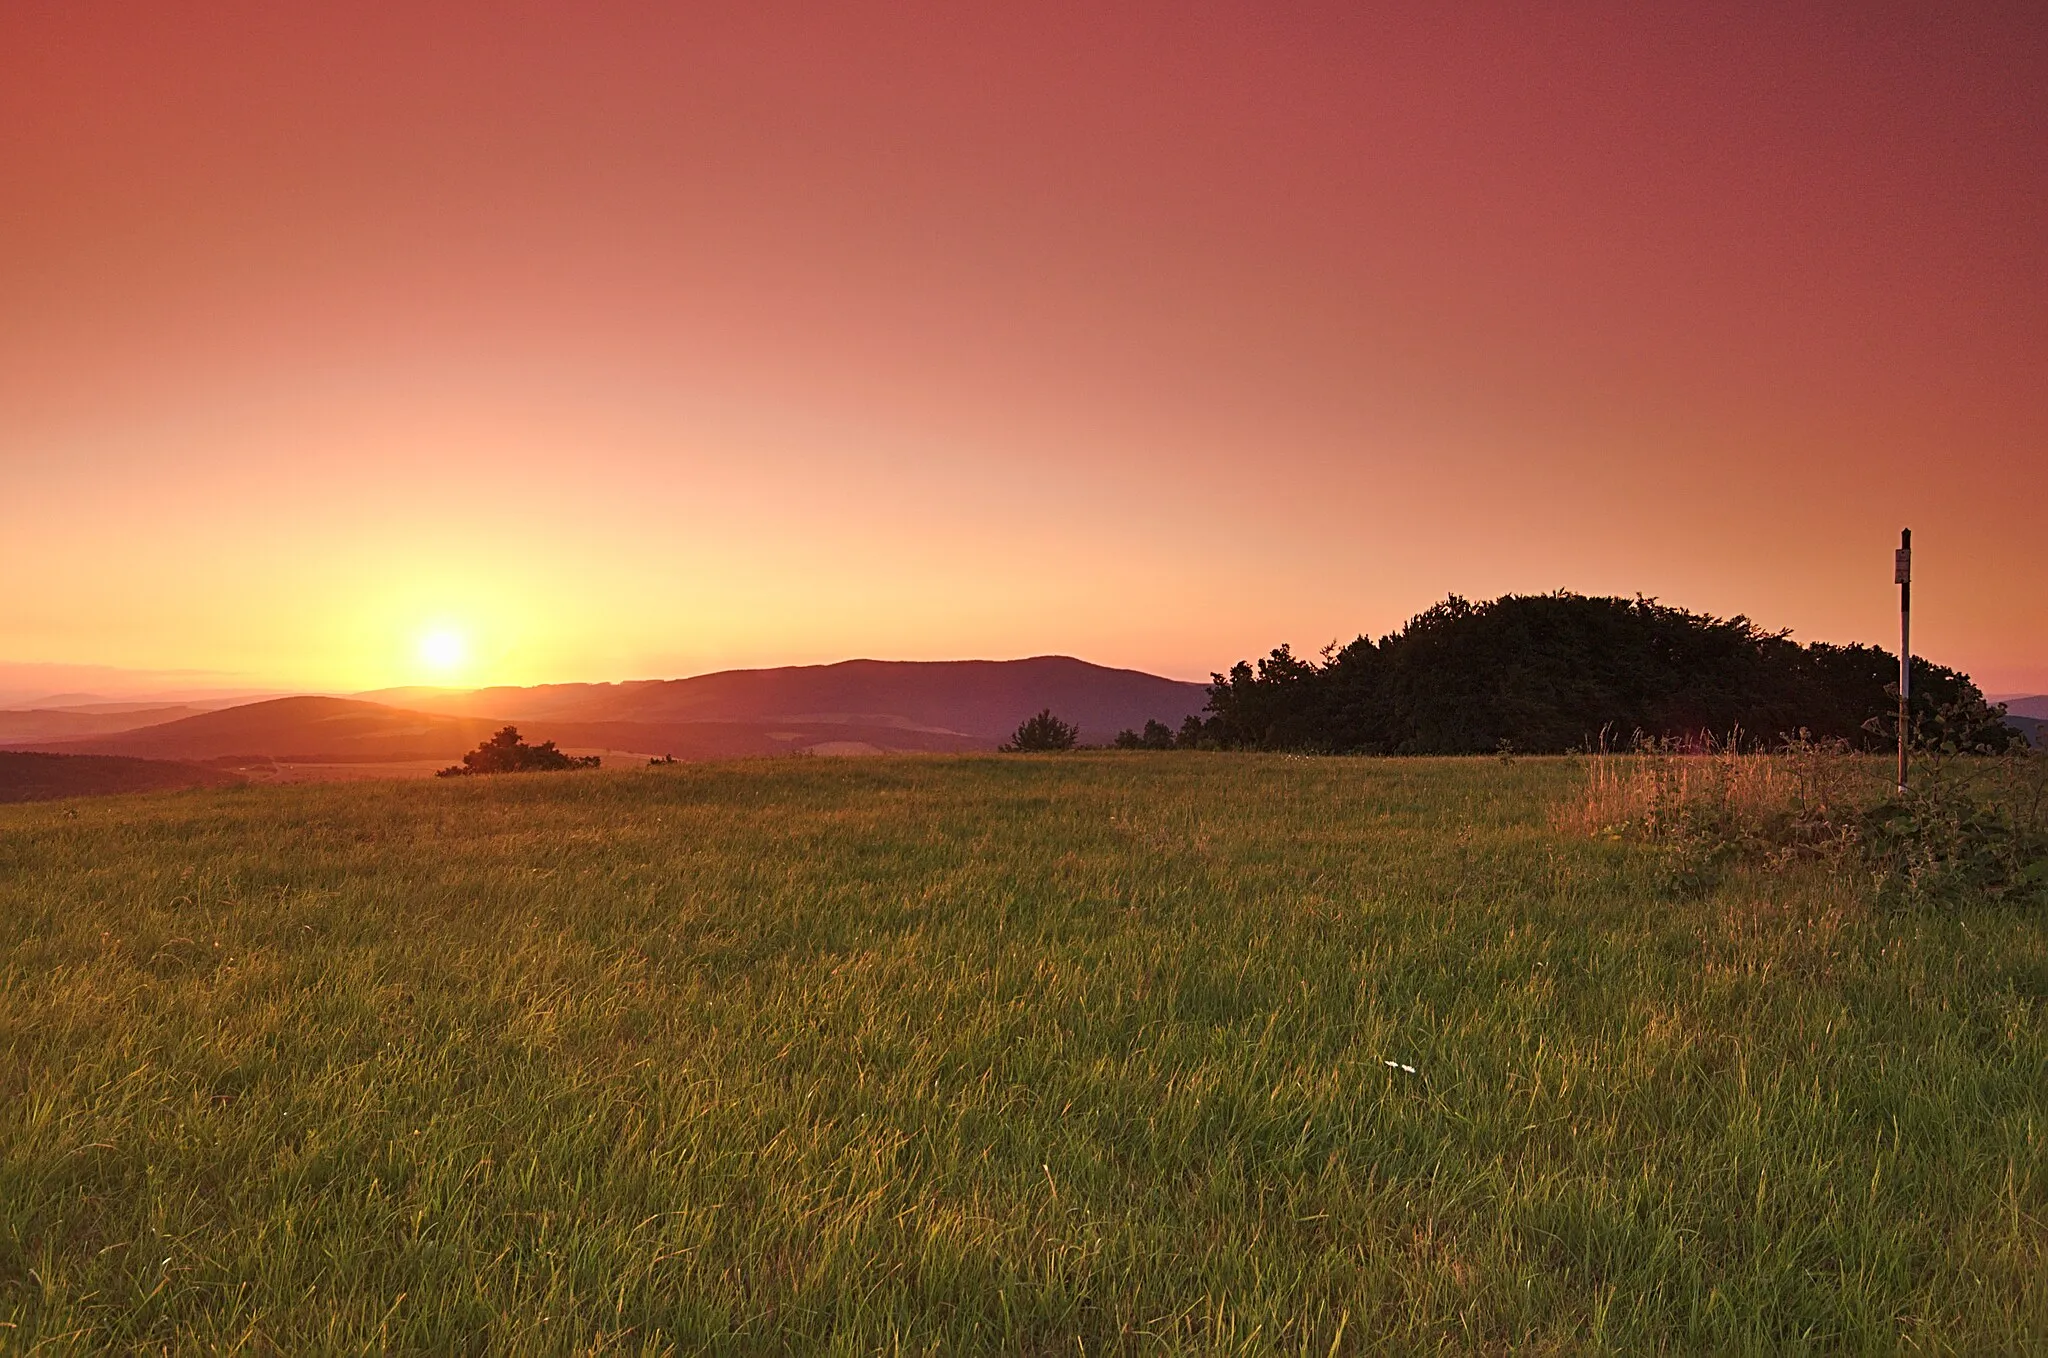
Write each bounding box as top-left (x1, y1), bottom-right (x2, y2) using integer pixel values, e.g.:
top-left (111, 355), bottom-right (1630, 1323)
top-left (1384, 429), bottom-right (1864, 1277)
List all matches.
top-left (438, 726), bottom-right (601, 777)
top-left (1001, 709), bottom-right (1079, 752)
top-left (1114, 719), bottom-right (1177, 750)
top-left (1204, 592), bottom-right (2016, 755)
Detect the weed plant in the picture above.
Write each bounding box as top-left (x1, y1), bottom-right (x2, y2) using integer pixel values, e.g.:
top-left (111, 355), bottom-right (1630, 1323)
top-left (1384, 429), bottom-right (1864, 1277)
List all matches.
top-left (1855, 751), bottom-right (2048, 909)
top-left (1571, 734), bottom-right (2048, 910)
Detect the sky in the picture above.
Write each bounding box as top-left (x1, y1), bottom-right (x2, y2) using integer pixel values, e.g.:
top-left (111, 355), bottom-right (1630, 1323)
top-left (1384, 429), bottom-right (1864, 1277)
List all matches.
top-left (3, 2), bottom-right (2044, 697)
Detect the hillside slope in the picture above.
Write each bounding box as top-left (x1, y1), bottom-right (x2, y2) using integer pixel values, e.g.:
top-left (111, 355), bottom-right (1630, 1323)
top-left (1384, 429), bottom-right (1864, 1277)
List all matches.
top-left (0, 706), bottom-right (205, 743)
top-left (9, 659), bottom-right (1212, 767)
top-left (0, 751), bottom-right (242, 802)
top-left (8, 697), bottom-right (506, 763)
top-left (4, 698), bottom-right (992, 765)
top-left (360, 656), bottom-right (1208, 743)
top-left (541, 718), bottom-right (983, 760)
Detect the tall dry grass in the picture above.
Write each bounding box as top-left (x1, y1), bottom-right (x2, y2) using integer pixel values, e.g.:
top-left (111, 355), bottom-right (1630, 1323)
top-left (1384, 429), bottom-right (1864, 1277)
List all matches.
top-left (1559, 740), bottom-right (1877, 845)
top-left (1562, 738), bottom-right (2048, 907)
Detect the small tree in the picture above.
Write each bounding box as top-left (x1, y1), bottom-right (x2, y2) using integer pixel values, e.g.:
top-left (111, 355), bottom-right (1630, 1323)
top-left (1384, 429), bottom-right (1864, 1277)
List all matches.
top-left (1002, 709), bottom-right (1079, 752)
top-left (1114, 718), bottom-right (1177, 750)
top-left (439, 726), bottom-right (601, 777)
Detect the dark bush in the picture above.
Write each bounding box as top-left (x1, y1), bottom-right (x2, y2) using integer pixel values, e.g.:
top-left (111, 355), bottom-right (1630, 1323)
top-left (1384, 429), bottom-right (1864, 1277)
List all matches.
top-left (439, 726), bottom-right (601, 777)
top-left (1855, 792), bottom-right (2048, 908)
top-left (1113, 719), bottom-right (1177, 750)
top-left (1002, 709), bottom-right (1079, 752)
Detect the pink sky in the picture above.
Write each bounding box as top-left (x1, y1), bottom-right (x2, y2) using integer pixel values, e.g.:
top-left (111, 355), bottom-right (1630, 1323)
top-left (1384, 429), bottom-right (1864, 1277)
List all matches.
top-left (4, 3), bottom-right (2043, 694)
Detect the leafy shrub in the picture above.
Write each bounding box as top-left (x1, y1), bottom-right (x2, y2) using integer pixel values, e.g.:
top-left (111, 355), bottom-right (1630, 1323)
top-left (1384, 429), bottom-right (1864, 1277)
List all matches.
top-left (1855, 697), bottom-right (2048, 906)
top-left (1002, 710), bottom-right (1079, 753)
top-left (1855, 793), bottom-right (2048, 907)
top-left (438, 726), bottom-right (601, 777)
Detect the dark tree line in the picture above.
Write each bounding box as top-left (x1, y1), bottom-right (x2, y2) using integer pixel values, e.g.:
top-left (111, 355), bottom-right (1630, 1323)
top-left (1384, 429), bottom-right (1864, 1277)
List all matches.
top-left (1129, 593), bottom-right (2016, 756)
top-left (1112, 716), bottom-right (1209, 750)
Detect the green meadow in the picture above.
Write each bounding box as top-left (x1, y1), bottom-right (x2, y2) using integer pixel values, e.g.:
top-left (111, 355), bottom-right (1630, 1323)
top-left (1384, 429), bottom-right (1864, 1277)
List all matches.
top-left (2, 755), bottom-right (2043, 1353)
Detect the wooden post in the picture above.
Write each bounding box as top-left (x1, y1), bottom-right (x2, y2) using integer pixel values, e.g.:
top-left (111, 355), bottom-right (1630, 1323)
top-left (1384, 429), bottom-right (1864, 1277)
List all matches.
top-left (1895, 528), bottom-right (1911, 794)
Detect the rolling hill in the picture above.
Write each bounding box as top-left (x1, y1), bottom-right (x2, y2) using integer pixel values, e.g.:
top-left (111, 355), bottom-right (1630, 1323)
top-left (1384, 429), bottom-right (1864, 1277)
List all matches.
top-left (6, 658), bottom-right (1211, 768)
top-left (5, 701), bottom-right (993, 766)
top-left (0, 751), bottom-right (242, 802)
top-left (8, 697), bottom-right (508, 764)
top-left (359, 656), bottom-right (1209, 744)
top-left (0, 706), bottom-right (206, 743)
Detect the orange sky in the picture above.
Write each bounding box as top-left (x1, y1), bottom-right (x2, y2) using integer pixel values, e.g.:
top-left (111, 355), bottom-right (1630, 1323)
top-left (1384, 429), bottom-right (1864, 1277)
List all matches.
top-left (4, 3), bottom-right (2043, 696)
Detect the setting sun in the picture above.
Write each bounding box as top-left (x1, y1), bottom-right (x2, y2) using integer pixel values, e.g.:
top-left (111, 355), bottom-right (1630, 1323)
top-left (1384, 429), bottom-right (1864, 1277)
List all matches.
top-left (417, 628), bottom-right (468, 675)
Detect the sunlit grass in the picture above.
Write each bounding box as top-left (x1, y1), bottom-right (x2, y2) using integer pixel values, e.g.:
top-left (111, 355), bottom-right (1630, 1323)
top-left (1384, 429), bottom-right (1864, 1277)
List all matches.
top-left (2, 754), bottom-right (2043, 1352)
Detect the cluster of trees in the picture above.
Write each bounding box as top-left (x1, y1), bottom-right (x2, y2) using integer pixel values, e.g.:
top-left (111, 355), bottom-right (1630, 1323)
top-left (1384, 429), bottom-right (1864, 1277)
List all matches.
top-left (1112, 717), bottom-right (1208, 750)
top-left (1125, 593), bottom-right (2016, 756)
top-left (438, 726), bottom-right (602, 777)
top-left (1001, 709), bottom-right (1197, 752)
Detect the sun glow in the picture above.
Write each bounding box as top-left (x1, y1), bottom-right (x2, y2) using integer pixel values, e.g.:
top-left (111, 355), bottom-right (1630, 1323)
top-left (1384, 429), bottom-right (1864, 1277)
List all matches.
top-left (417, 627), bottom-right (469, 676)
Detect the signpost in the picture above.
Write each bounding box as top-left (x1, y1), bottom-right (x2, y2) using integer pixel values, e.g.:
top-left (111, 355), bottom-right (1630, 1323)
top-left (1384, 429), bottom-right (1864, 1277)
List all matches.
top-left (1895, 528), bottom-right (1911, 794)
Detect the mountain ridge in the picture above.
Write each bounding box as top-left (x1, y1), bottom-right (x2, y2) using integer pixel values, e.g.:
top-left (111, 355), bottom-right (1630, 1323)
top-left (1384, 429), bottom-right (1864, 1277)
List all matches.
top-left (7, 657), bottom-right (1211, 767)
top-left (0, 705), bottom-right (208, 742)
top-left (8, 696), bottom-right (508, 763)
top-left (355, 656), bottom-right (1208, 744)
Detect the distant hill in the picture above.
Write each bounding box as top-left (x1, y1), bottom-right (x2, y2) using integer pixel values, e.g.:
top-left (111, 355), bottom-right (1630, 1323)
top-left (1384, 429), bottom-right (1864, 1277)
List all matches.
top-left (0, 705), bottom-right (205, 743)
top-left (5, 697), bottom-right (992, 766)
top-left (1993, 695), bottom-right (2045, 750)
top-left (38, 697), bottom-right (265, 714)
top-left (0, 751), bottom-right (242, 803)
top-left (357, 656), bottom-right (1209, 745)
top-left (9, 696), bottom-right (508, 763)
top-left (6, 658), bottom-right (1210, 769)
top-left (543, 718), bottom-right (984, 760)
top-left (2005, 715), bottom-right (2046, 750)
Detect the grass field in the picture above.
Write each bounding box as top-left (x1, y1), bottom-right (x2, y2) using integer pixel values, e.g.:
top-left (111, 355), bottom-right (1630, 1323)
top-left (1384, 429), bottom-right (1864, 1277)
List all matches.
top-left (2, 755), bottom-right (2044, 1353)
